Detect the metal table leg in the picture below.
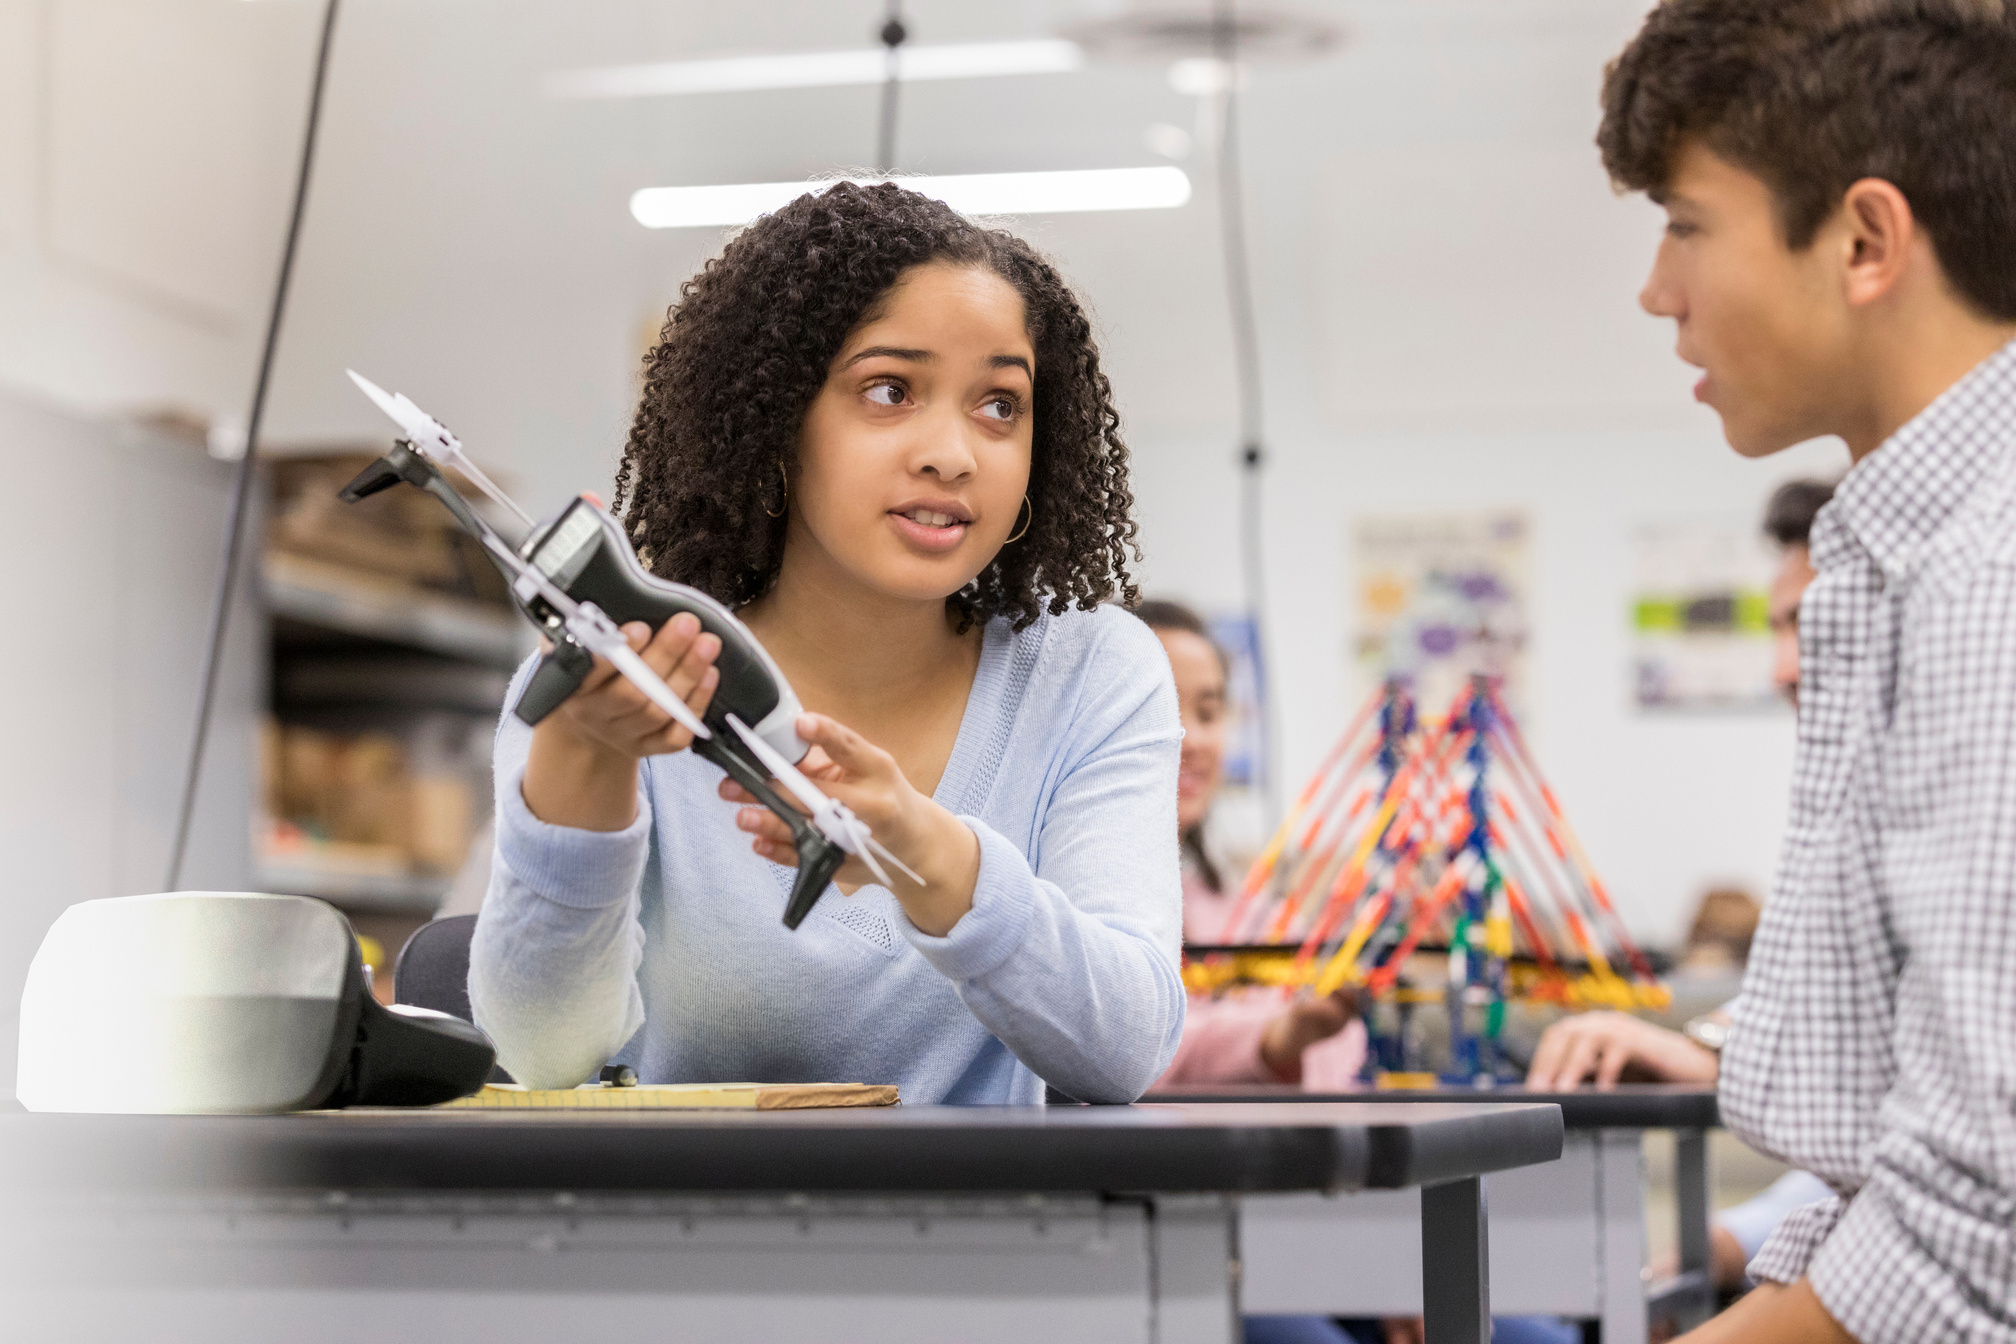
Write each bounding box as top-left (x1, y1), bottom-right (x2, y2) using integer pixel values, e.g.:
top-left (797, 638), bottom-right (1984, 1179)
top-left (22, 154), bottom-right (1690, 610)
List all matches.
top-left (1643, 1127), bottom-right (1716, 1336)
top-left (1421, 1176), bottom-right (1490, 1344)
top-left (1672, 1128), bottom-right (1715, 1330)
top-left (1596, 1129), bottom-right (1650, 1344)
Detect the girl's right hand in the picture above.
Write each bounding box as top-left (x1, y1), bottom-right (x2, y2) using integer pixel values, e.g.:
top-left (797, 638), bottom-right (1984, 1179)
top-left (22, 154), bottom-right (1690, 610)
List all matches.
top-left (521, 613), bottom-right (721, 831)
top-left (547, 613), bottom-right (722, 761)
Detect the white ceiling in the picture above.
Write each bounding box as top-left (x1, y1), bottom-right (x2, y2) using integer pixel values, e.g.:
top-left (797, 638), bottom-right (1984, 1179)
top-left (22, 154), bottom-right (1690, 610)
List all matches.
top-left (1, 0), bottom-right (1673, 501)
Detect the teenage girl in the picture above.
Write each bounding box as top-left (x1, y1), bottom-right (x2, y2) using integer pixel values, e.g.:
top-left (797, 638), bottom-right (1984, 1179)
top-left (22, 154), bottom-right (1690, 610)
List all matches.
top-left (469, 183), bottom-right (1185, 1104)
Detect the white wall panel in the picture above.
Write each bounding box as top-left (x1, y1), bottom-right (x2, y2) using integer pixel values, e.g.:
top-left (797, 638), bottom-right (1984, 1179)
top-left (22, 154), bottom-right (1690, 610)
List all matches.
top-left (1310, 147), bottom-right (1680, 434)
top-left (45, 0), bottom-right (312, 326)
top-left (0, 0), bottom-right (36, 247)
top-left (0, 388), bottom-right (253, 1099)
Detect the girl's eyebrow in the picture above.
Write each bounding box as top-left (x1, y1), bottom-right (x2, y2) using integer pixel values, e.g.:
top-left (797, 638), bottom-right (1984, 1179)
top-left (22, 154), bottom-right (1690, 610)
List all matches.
top-left (843, 345), bottom-right (1033, 378)
top-left (844, 345), bottom-right (931, 367)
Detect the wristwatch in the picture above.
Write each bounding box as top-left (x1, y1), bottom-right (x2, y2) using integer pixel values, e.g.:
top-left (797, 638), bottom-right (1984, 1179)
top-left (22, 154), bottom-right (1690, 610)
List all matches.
top-left (1682, 1013), bottom-right (1731, 1055)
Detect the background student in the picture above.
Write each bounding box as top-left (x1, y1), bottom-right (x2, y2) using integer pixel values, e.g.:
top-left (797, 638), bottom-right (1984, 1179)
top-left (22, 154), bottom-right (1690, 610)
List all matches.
top-left (1600, 4), bottom-right (2016, 1340)
top-left (470, 182), bottom-right (1186, 1106)
top-left (1135, 598), bottom-right (1364, 1089)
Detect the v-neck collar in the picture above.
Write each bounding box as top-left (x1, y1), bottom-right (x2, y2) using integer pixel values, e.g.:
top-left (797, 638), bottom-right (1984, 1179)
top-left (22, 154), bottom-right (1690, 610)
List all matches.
top-left (765, 612), bottom-right (1040, 901)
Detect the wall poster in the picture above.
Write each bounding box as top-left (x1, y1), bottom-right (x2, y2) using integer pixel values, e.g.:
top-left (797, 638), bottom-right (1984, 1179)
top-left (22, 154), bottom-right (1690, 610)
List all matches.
top-left (1631, 516), bottom-right (1778, 710)
top-left (1352, 510), bottom-right (1531, 717)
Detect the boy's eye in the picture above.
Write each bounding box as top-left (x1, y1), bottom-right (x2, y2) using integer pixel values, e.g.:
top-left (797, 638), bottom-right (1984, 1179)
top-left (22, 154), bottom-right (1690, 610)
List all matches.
top-left (978, 395), bottom-right (1020, 422)
top-left (865, 382), bottom-right (908, 407)
top-left (1665, 220), bottom-right (1698, 239)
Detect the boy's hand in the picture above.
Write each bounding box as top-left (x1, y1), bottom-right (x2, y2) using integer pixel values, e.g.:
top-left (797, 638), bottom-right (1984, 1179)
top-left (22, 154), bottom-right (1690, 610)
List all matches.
top-left (1526, 1010), bottom-right (1719, 1090)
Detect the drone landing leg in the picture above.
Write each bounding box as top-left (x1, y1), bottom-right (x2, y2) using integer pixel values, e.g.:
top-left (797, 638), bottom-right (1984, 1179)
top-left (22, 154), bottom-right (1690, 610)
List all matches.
top-left (698, 739), bottom-right (847, 929)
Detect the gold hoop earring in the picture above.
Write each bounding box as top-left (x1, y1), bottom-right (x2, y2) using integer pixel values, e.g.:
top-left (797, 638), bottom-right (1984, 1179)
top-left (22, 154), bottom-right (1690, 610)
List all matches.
top-left (764, 462), bottom-right (789, 519)
top-left (1006, 495), bottom-right (1032, 543)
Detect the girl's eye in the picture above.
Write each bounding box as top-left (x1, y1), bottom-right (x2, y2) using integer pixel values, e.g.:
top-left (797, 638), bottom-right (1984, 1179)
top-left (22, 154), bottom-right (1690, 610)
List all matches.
top-left (978, 395), bottom-right (1021, 422)
top-left (865, 382), bottom-right (908, 407)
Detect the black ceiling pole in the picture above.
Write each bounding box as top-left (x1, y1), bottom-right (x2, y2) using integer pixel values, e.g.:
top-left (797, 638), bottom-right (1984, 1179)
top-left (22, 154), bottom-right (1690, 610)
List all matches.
top-left (166, 0), bottom-right (343, 890)
top-left (1210, 0), bottom-right (1281, 827)
top-left (877, 3), bottom-right (906, 173)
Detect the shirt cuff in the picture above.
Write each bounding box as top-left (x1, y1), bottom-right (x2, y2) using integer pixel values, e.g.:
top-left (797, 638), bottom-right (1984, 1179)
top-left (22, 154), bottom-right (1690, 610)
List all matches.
top-left (1746, 1193), bottom-right (1842, 1286)
top-left (1807, 1185), bottom-right (1974, 1344)
top-left (900, 816), bottom-right (1037, 982)
top-left (495, 764), bottom-right (651, 909)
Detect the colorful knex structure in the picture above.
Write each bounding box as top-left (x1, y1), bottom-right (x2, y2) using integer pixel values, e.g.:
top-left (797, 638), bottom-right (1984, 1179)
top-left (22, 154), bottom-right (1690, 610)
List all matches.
top-left (1185, 675), bottom-right (1667, 1086)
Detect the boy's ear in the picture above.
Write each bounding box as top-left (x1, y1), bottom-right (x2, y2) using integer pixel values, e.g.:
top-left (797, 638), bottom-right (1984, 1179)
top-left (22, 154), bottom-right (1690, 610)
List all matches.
top-left (1839, 177), bottom-right (1918, 309)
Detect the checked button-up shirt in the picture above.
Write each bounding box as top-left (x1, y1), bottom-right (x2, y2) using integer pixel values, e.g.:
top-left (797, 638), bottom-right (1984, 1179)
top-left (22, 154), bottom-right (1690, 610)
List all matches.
top-left (1721, 337), bottom-right (2016, 1343)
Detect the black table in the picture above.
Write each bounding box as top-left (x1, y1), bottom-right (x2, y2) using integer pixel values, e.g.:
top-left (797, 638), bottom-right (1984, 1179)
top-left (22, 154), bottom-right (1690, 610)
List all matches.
top-left (1150, 1085), bottom-right (1722, 1342)
top-left (0, 1101), bottom-right (1562, 1344)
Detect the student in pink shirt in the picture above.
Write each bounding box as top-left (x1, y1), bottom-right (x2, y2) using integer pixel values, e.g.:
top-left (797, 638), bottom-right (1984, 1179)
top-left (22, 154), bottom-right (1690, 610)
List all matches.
top-left (1135, 600), bottom-right (1364, 1088)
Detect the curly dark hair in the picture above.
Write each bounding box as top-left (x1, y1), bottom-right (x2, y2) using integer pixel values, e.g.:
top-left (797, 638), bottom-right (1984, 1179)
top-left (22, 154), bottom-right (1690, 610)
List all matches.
top-left (1598, 0), bottom-right (2016, 320)
top-left (1762, 477), bottom-right (1837, 548)
top-left (613, 181), bottom-right (1140, 630)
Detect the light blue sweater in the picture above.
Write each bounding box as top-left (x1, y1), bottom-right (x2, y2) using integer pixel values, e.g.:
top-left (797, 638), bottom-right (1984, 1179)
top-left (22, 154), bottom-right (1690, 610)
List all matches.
top-left (468, 604), bottom-right (1186, 1104)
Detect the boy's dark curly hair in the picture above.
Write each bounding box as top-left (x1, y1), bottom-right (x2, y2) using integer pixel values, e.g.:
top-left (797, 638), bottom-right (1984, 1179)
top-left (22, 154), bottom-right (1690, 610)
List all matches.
top-left (613, 181), bottom-right (1140, 630)
top-left (1598, 0), bottom-right (2016, 320)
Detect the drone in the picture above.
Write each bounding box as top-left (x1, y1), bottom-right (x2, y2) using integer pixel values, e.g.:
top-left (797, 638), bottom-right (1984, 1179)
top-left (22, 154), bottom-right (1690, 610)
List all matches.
top-left (341, 370), bottom-right (919, 929)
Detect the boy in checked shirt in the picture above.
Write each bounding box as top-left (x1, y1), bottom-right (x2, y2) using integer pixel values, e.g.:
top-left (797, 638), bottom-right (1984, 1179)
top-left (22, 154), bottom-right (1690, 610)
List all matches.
top-left (1600, 3), bottom-right (2016, 1341)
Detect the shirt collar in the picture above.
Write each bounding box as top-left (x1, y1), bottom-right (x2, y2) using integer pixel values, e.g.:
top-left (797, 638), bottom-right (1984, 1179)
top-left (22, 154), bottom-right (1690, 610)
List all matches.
top-left (1813, 336), bottom-right (2016, 581)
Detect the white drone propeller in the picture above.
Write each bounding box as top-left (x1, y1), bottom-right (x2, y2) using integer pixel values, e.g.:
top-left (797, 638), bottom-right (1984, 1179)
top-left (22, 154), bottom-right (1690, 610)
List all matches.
top-left (348, 369), bottom-right (708, 741)
top-left (346, 369), bottom-right (533, 528)
top-left (726, 715), bottom-right (923, 891)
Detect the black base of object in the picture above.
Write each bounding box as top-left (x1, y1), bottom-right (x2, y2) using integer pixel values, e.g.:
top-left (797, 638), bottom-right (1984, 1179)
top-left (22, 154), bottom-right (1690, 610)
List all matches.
top-left (317, 937), bottom-right (496, 1109)
top-left (515, 640), bottom-right (594, 724)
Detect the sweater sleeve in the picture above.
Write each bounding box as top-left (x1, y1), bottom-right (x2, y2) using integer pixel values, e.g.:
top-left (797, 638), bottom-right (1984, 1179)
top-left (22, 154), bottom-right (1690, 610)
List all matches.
top-left (467, 666), bottom-right (652, 1090)
top-left (901, 616), bottom-right (1187, 1102)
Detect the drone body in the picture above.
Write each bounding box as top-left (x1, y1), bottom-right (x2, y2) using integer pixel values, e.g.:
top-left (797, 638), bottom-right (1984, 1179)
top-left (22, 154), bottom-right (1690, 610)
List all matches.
top-left (340, 372), bottom-right (915, 927)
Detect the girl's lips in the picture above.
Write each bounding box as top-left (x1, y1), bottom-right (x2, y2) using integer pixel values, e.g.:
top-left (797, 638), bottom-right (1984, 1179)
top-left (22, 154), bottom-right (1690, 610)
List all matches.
top-left (889, 510), bottom-right (969, 553)
top-left (1694, 374), bottom-right (1711, 403)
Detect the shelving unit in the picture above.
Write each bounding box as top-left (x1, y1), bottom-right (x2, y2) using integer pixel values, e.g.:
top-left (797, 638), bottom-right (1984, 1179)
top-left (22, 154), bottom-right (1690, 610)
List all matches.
top-left (263, 550), bottom-right (525, 670)
top-left (254, 451), bottom-right (529, 976)
top-left (251, 855), bottom-right (452, 915)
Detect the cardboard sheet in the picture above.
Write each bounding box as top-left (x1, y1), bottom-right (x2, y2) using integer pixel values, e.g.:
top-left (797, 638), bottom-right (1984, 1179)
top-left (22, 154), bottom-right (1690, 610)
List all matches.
top-left (440, 1082), bottom-right (900, 1110)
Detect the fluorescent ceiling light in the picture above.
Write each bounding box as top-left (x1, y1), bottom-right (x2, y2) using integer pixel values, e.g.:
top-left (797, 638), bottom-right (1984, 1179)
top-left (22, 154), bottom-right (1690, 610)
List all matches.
top-left (546, 40), bottom-right (1084, 100)
top-left (629, 167), bottom-right (1191, 230)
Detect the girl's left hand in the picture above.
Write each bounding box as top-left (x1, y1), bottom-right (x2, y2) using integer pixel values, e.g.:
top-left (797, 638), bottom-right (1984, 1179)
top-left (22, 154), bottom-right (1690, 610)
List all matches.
top-left (717, 712), bottom-right (982, 937)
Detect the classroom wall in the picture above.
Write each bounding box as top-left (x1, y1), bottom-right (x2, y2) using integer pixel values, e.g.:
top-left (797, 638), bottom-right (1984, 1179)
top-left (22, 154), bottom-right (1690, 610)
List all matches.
top-left (0, 388), bottom-right (257, 1097)
top-left (0, 0), bottom-right (1850, 952)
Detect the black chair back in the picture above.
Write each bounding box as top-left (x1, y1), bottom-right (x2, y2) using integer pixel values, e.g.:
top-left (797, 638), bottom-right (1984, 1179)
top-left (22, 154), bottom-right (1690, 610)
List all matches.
top-left (394, 915), bottom-right (511, 1083)
top-left (393, 914), bottom-right (479, 1021)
